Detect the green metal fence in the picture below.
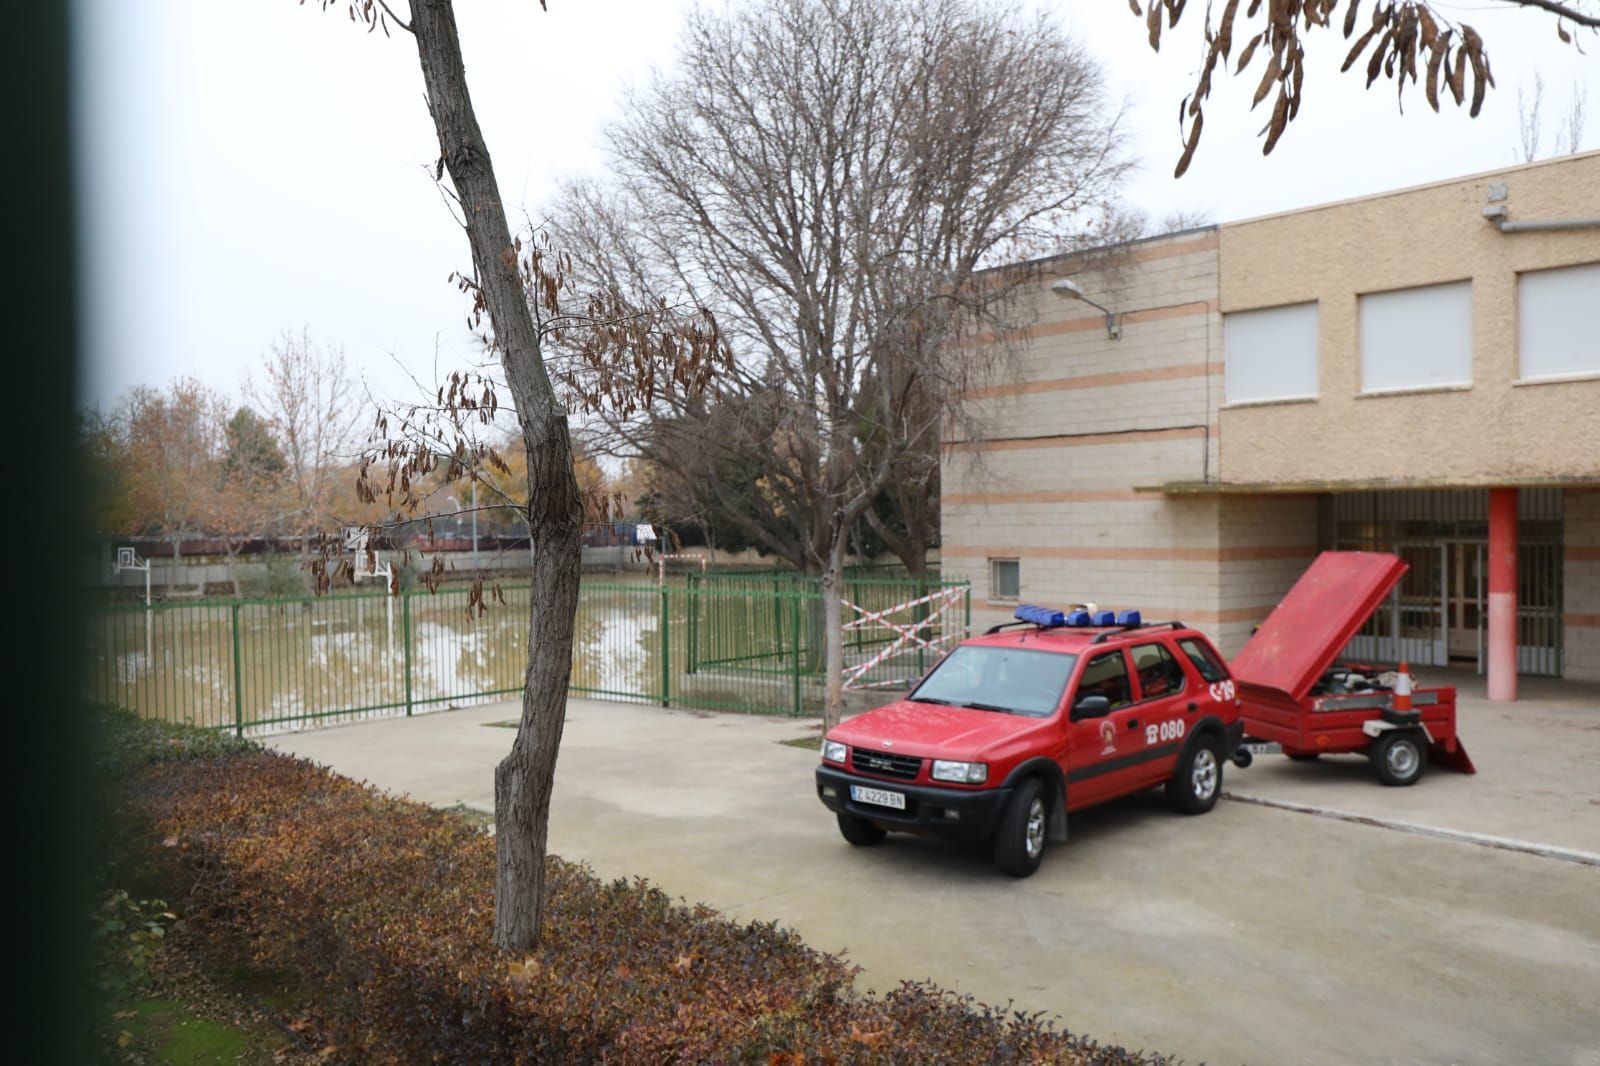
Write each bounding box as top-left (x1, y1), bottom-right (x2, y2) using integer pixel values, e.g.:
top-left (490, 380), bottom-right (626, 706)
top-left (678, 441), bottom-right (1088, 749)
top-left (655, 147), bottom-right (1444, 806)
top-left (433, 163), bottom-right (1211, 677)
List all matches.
top-left (86, 576), bottom-right (970, 734)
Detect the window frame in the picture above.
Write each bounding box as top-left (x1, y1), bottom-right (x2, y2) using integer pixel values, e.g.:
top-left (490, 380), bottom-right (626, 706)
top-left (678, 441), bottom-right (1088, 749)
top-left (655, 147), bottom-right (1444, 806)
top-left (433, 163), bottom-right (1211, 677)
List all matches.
top-left (1177, 637), bottom-right (1230, 685)
top-left (1222, 300), bottom-right (1321, 407)
top-left (1076, 648), bottom-right (1134, 711)
top-left (1517, 262), bottom-right (1600, 382)
top-left (989, 557), bottom-right (1021, 602)
top-left (1358, 279), bottom-right (1474, 395)
top-left (1129, 640), bottom-right (1188, 704)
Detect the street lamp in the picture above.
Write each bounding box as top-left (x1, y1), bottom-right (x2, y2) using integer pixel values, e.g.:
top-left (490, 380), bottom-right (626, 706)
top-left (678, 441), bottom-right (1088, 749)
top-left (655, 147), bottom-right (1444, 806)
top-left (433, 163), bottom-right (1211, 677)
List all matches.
top-left (1050, 277), bottom-right (1121, 340)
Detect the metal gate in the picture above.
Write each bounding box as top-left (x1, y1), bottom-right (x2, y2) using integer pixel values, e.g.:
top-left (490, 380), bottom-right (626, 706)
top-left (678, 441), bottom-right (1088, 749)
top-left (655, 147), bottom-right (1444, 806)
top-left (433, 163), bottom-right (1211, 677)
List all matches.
top-left (1328, 489), bottom-right (1563, 676)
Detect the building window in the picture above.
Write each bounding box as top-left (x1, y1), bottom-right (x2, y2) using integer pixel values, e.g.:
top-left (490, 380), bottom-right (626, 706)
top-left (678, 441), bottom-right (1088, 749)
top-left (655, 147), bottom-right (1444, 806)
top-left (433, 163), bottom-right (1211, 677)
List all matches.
top-left (1360, 280), bottom-right (1473, 393)
top-left (1224, 302), bottom-right (1319, 404)
top-left (1519, 262), bottom-right (1600, 380)
top-left (990, 558), bottom-right (1020, 601)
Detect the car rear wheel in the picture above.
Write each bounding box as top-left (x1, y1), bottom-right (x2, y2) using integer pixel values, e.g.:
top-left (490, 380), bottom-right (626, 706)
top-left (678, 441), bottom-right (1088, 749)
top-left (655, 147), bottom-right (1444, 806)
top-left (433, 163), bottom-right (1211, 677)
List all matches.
top-left (991, 777), bottom-right (1048, 877)
top-left (1167, 737), bottom-right (1224, 814)
top-left (1370, 730), bottom-right (1427, 787)
top-left (836, 812), bottom-right (887, 846)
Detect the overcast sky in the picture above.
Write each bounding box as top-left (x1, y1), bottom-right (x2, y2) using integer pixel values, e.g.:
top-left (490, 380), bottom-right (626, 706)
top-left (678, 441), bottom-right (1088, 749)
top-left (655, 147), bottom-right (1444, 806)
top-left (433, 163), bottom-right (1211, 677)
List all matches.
top-left (74, 0), bottom-right (1597, 413)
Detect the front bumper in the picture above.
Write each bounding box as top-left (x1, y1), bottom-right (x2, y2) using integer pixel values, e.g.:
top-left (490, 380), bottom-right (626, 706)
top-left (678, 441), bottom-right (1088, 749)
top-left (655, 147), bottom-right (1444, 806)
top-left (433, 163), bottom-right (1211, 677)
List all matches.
top-left (815, 765), bottom-right (1011, 841)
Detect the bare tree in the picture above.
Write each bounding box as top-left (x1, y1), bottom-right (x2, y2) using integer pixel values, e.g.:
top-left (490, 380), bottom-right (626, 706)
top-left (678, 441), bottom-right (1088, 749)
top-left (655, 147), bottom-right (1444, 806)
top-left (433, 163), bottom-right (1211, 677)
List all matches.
top-left (1130, 0), bottom-right (1600, 175)
top-left (1558, 83), bottom-right (1589, 155)
top-left (308, 0), bottom-right (724, 952)
top-left (549, 0), bottom-right (1128, 727)
top-left (1515, 72), bottom-right (1590, 160)
top-left (1517, 72), bottom-right (1547, 162)
top-left (247, 329), bottom-right (358, 560)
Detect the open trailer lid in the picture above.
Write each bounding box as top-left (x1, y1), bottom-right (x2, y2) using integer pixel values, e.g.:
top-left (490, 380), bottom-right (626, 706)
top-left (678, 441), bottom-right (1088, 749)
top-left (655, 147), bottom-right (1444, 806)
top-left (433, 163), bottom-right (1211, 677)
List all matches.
top-left (1230, 551), bottom-right (1407, 703)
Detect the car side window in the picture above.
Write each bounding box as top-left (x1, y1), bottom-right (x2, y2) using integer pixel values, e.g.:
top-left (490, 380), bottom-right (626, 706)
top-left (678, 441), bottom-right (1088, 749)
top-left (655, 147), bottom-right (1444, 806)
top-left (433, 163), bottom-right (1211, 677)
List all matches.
top-left (1178, 637), bottom-right (1229, 684)
top-left (1078, 650), bottom-right (1133, 710)
top-left (1131, 642), bottom-right (1186, 700)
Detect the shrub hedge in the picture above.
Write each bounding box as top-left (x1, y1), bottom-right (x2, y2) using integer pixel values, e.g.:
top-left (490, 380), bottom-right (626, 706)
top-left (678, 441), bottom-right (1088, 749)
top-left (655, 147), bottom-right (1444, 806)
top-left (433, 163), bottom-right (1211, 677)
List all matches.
top-left (103, 714), bottom-right (1179, 1064)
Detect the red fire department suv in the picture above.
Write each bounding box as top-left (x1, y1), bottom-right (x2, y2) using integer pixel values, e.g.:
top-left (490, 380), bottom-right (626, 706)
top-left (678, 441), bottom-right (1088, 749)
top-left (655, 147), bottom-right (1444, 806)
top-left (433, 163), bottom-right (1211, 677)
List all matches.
top-left (815, 607), bottom-right (1244, 876)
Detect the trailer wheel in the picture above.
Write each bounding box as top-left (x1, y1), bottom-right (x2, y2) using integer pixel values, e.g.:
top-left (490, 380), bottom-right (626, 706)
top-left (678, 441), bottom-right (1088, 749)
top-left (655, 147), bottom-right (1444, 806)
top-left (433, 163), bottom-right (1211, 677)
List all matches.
top-left (1370, 730), bottom-right (1427, 787)
top-left (1167, 737), bottom-right (1224, 815)
top-left (992, 777), bottom-right (1048, 877)
top-left (836, 812), bottom-right (886, 846)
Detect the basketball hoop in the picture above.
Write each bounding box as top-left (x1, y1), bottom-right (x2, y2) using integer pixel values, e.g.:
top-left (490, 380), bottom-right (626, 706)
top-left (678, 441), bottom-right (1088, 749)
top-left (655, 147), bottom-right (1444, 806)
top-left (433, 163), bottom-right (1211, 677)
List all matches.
top-left (114, 546), bottom-right (152, 607)
top-left (115, 547), bottom-right (154, 655)
top-left (346, 527), bottom-right (392, 586)
top-left (657, 552), bottom-right (709, 585)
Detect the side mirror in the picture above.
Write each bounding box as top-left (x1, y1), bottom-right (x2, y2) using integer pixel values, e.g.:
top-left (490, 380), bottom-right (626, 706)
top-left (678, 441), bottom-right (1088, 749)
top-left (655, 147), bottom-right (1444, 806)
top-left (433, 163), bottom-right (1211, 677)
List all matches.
top-left (1071, 695), bottom-right (1111, 721)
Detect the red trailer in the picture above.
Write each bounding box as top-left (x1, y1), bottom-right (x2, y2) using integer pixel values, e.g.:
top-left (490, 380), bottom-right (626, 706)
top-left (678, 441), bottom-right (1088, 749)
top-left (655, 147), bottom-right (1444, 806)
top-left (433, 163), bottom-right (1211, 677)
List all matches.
top-left (1229, 551), bottom-right (1476, 786)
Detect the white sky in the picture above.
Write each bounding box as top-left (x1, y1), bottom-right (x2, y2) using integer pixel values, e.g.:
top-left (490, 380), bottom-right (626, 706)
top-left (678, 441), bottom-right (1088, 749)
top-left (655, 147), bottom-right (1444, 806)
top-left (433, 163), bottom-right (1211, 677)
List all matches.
top-left (74, 0), bottom-right (1597, 412)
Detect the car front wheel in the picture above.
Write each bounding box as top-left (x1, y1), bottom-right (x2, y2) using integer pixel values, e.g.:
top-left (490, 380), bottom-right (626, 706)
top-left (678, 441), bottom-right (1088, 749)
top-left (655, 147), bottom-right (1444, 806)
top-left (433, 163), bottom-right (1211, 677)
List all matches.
top-left (1167, 737), bottom-right (1224, 814)
top-left (991, 777), bottom-right (1048, 877)
top-left (836, 811), bottom-right (887, 846)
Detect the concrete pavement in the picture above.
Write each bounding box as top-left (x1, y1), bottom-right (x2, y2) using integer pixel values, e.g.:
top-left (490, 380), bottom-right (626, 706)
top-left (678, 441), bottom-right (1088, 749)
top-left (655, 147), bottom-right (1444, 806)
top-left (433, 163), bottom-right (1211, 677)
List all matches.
top-left (269, 685), bottom-right (1600, 1066)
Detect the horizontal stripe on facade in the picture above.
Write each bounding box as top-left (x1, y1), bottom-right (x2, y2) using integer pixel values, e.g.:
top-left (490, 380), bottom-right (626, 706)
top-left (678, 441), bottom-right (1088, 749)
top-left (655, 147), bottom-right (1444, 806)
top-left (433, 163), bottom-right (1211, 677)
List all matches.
top-left (965, 361), bottom-right (1218, 401)
top-left (969, 298), bottom-right (1217, 347)
top-left (944, 489), bottom-right (1148, 506)
top-left (950, 545), bottom-right (1317, 562)
top-left (945, 425), bottom-right (1212, 453)
top-left (1565, 546), bottom-right (1600, 562)
top-left (1565, 612), bottom-right (1600, 629)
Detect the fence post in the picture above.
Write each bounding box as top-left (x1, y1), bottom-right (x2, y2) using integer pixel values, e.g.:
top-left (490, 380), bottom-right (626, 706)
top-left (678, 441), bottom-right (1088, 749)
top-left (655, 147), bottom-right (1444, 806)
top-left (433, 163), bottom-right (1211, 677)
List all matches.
top-left (402, 589), bottom-right (414, 717)
top-left (790, 589), bottom-right (803, 716)
top-left (230, 602), bottom-right (244, 737)
top-left (659, 585), bottom-right (671, 708)
top-left (686, 575), bottom-right (698, 675)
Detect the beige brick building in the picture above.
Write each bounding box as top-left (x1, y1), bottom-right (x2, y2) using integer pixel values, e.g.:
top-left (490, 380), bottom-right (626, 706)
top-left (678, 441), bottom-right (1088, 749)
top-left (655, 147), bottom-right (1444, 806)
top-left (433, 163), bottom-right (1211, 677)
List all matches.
top-left (944, 152), bottom-right (1600, 690)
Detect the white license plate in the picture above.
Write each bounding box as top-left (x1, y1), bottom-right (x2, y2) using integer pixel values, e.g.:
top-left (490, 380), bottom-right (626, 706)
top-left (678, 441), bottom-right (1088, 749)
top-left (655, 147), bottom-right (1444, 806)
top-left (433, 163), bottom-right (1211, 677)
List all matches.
top-left (850, 785), bottom-right (906, 810)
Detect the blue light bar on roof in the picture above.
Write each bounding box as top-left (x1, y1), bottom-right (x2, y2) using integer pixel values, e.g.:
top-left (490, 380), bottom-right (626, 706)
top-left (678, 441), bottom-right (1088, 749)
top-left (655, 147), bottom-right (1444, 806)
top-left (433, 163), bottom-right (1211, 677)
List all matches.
top-left (1065, 609), bottom-right (1092, 627)
top-left (1013, 604), bottom-right (1066, 627)
top-left (1117, 610), bottom-right (1141, 626)
top-left (1092, 610), bottom-right (1116, 626)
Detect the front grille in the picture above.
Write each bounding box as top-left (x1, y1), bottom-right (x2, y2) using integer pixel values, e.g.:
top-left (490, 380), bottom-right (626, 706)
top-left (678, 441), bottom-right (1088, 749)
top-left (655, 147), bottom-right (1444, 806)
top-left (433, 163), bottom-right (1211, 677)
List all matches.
top-left (850, 747), bottom-right (922, 781)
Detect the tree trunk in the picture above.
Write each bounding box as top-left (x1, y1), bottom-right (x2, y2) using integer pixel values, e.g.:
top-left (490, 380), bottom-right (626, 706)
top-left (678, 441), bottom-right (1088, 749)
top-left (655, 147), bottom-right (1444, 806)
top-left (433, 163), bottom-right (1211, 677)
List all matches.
top-left (409, 0), bottom-right (583, 952)
top-left (493, 426), bottom-right (581, 948)
top-left (821, 532), bottom-right (849, 730)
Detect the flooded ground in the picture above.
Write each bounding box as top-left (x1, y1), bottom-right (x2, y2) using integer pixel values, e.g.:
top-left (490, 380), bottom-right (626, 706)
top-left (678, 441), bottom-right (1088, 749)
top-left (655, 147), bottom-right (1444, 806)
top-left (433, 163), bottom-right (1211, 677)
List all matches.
top-left (86, 576), bottom-right (964, 734)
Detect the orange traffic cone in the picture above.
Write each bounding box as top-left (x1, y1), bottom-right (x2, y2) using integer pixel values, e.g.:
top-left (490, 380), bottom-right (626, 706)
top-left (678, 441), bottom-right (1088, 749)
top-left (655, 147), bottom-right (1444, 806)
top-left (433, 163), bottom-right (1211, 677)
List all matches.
top-left (1393, 660), bottom-right (1413, 713)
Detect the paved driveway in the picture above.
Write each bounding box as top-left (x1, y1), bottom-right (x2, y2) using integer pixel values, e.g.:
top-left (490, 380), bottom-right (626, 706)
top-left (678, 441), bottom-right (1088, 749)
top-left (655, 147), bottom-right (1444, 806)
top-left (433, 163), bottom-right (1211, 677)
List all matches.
top-left (270, 679), bottom-right (1600, 1066)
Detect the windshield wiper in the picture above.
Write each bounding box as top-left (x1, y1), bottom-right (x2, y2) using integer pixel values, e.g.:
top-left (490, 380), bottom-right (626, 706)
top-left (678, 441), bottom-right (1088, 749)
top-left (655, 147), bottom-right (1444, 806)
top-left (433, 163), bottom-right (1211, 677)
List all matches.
top-left (909, 696), bottom-right (957, 705)
top-left (961, 701), bottom-right (1015, 713)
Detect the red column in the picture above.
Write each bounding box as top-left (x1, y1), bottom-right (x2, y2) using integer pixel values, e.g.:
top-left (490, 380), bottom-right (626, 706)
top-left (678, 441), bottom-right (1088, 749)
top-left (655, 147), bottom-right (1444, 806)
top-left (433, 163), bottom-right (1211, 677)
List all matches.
top-left (1487, 488), bottom-right (1518, 702)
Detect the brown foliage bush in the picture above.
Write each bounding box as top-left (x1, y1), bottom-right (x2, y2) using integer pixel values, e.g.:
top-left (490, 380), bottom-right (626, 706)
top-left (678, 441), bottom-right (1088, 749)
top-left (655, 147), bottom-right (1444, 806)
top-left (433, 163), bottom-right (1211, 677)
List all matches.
top-left (108, 721), bottom-right (1177, 1064)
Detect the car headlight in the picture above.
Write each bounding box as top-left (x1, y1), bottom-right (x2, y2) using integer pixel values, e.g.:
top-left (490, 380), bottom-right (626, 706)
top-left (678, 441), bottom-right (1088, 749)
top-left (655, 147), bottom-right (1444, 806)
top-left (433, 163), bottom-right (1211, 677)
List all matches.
top-left (931, 760), bottom-right (988, 784)
top-left (822, 740), bottom-right (849, 764)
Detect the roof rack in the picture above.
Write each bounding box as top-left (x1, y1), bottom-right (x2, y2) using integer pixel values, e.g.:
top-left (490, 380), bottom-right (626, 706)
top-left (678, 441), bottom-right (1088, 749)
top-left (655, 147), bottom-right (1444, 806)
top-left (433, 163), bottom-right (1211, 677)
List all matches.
top-left (1089, 620), bottom-right (1186, 644)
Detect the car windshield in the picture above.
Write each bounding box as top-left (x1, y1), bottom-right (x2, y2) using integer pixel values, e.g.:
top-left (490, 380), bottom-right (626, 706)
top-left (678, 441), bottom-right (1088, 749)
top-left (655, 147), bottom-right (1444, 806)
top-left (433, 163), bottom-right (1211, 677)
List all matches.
top-left (909, 645), bottom-right (1078, 717)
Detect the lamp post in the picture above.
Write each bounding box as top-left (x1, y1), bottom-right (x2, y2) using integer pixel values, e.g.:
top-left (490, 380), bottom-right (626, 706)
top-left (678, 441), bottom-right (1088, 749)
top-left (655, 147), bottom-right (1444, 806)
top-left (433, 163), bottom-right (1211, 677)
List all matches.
top-left (1050, 277), bottom-right (1121, 340)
